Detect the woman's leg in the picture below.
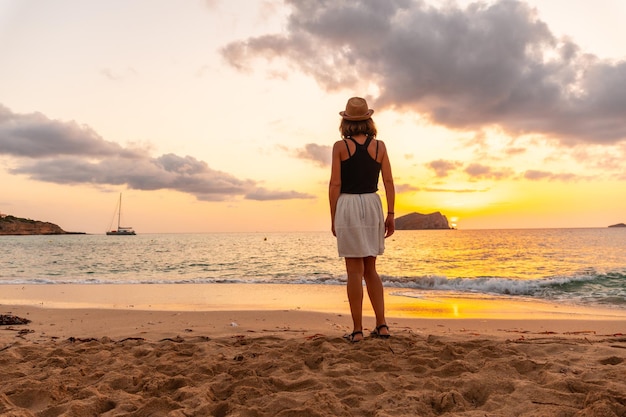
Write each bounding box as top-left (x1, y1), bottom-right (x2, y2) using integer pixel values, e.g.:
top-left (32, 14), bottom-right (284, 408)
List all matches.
top-left (345, 257), bottom-right (364, 339)
top-left (363, 256), bottom-right (389, 335)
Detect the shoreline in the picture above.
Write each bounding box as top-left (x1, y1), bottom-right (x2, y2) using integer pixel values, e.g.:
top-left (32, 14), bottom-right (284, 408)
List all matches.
top-left (2, 283), bottom-right (626, 318)
top-left (2, 283), bottom-right (626, 343)
top-left (0, 283), bottom-right (626, 320)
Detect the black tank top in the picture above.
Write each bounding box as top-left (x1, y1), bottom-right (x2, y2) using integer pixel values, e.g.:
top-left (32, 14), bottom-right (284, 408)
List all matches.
top-left (340, 136), bottom-right (381, 194)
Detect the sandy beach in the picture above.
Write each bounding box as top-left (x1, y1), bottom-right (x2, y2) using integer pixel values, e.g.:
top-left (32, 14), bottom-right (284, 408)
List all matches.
top-left (2, 284), bottom-right (626, 416)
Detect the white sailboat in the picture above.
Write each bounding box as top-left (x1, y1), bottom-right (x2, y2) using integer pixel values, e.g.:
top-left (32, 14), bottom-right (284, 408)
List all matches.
top-left (106, 193), bottom-right (136, 235)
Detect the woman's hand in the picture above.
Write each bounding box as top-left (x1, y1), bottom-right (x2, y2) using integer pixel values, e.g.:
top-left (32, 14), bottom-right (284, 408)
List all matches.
top-left (385, 213), bottom-right (395, 238)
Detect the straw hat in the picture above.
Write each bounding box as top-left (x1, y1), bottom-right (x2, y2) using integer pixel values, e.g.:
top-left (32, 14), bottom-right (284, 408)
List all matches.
top-left (339, 97), bottom-right (374, 121)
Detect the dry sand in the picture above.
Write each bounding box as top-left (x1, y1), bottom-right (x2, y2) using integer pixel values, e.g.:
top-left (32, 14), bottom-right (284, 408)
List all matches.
top-left (1, 285), bottom-right (626, 416)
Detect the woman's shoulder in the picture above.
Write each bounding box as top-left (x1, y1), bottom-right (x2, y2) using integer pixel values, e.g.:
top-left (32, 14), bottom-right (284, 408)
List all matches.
top-left (373, 138), bottom-right (388, 162)
top-left (332, 139), bottom-right (346, 148)
top-left (332, 139), bottom-right (349, 158)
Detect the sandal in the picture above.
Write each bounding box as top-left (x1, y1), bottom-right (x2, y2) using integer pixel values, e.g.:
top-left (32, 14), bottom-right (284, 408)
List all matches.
top-left (343, 330), bottom-right (364, 343)
top-left (370, 324), bottom-right (391, 339)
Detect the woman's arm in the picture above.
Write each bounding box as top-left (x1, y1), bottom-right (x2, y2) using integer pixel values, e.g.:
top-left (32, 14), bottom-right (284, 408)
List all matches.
top-left (379, 141), bottom-right (395, 238)
top-left (329, 141), bottom-right (343, 236)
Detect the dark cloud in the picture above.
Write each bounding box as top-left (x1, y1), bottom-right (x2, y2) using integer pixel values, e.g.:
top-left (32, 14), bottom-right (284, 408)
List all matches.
top-left (424, 186), bottom-right (487, 193)
top-left (223, 0), bottom-right (626, 145)
top-left (425, 158), bottom-right (589, 182)
top-left (395, 183), bottom-right (421, 193)
top-left (1, 105), bottom-right (311, 202)
top-left (0, 104), bottom-right (141, 158)
top-left (423, 159), bottom-right (584, 182)
top-left (464, 163), bottom-right (513, 180)
top-left (427, 159), bottom-right (462, 177)
top-left (523, 169), bottom-right (578, 181)
top-left (426, 159), bottom-right (513, 180)
top-left (245, 188), bottom-right (314, 201)
top-left (504, 147), bottom-right (527, 156)
top-left (377, 182), bottom-right (484, 194)
top-left (294, 143), bottom-right (331, 167)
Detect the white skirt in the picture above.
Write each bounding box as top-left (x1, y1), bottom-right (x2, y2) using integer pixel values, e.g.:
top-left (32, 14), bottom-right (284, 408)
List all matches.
top-left (335, 193), bottom-right (385, 258)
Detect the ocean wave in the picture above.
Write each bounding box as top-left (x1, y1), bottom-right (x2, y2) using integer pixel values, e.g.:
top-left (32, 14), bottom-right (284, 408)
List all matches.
top-left (386, 272), bottom-right (626, 307)
top-left (2, 272), bottom-right (625, 307)
top-left (2, 271), bottom-right (624, 291)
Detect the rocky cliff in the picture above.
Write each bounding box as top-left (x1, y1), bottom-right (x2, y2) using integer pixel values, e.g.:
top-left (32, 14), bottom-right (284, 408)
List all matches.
top-left (395, 212), bottom-right (452, 230)
top-left (0, 215), bottom-right (80, 235)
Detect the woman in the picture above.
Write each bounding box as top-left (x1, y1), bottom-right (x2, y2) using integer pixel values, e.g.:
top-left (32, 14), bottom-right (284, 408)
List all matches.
top-left (329, 97), bottom-right (395, 342)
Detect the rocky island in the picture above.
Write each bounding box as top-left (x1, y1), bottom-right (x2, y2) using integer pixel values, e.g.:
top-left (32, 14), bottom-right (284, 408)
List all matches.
top-left (395, 211), bottom-right (452, 230)
top-left (0, 215), bottom-right (83, 235)
top-left (608, 223), bottom-right (626, 228)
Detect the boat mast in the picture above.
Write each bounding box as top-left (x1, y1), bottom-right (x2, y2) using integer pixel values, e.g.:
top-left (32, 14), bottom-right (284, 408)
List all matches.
top-left (117, 193), bottom-right (122, 230)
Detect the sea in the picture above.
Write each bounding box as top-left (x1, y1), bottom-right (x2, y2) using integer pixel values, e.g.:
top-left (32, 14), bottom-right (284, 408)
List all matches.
top-left (2, 228), bottom-right (626, 310)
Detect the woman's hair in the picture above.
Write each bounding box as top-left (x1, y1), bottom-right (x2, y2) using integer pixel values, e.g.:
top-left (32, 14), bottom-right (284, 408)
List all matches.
top-left (340, 118), bottom-right (377, 139)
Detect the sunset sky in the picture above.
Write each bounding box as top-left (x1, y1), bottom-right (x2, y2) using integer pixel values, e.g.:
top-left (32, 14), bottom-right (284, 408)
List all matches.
top-left (1, 0), bottom-right (625, 233)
